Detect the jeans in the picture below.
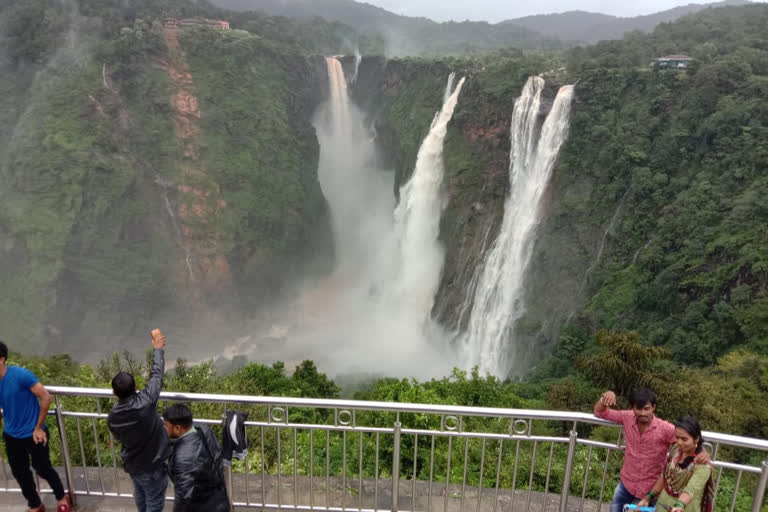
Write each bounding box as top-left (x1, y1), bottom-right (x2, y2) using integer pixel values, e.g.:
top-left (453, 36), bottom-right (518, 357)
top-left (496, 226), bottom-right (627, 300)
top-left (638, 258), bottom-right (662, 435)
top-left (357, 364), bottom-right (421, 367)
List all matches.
top-left (611, 480), bottom-right (641, 512)
top-left (130, 464), bottom-right (169, 512)
top-left (3, 429), bottom-right (66, 508)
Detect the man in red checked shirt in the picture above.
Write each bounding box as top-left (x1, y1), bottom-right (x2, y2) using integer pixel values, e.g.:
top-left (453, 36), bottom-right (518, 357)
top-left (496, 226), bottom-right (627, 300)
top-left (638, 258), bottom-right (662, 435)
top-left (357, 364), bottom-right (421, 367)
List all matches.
top-left (594, 388), bottom-right (710, 512)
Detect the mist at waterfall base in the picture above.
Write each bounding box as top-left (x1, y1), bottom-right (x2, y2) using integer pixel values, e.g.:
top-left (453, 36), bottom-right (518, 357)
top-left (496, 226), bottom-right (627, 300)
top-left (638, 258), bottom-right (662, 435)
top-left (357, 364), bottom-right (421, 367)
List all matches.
top-left (230, 61), bottom-right (466, 378)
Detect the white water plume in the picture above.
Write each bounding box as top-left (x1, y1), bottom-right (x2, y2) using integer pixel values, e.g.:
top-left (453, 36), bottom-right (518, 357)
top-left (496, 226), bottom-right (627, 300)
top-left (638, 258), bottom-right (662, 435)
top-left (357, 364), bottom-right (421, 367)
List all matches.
top-left (352, 48), bottom-right (362, 83)
top-left (461, 77), bottom-right (574, 378)
top-left (239, 63), bottom-right (465, 378)
top-left (391, 73), bottom-right (466, 324)
top-left (315, 57), bottom-right (394, 280)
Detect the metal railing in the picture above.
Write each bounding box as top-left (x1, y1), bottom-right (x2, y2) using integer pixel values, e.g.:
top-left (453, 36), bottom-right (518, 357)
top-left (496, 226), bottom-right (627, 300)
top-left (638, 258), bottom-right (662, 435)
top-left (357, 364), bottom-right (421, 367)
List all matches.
top-left (1, 386), bottom-right (766, 512)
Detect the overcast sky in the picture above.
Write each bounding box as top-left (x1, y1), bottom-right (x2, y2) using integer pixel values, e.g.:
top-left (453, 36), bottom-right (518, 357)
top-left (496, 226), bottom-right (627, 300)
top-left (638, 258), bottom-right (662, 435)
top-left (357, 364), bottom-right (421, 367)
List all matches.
top-left (363, 0), bottom-right (760, 22)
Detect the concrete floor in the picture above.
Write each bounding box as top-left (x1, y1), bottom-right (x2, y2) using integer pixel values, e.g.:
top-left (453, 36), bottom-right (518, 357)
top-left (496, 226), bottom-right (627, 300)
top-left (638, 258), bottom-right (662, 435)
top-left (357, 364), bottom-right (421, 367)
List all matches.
top-left (0, 470), bottom-right (610, 512)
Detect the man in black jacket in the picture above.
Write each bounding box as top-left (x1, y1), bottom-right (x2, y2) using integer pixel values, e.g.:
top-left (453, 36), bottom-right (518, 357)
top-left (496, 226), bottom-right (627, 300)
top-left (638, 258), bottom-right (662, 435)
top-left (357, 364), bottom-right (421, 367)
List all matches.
top-left (163, 403), bottom-right (230, 512)
top-left (108, 330), bottom-right (170, 512)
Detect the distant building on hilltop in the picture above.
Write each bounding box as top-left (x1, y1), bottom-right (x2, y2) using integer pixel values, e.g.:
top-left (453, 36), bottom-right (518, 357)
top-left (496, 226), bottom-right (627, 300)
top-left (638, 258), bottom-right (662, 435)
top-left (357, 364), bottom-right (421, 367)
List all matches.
top-left (655, 54), bottom-right (693, 69)
top-left (163, 18), bottom-right (230, 30)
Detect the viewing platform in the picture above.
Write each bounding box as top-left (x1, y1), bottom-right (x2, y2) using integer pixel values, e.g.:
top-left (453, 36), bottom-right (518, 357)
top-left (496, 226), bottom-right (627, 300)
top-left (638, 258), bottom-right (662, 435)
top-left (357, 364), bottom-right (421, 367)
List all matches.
top-left (1, 387), bottom-right (766, 511)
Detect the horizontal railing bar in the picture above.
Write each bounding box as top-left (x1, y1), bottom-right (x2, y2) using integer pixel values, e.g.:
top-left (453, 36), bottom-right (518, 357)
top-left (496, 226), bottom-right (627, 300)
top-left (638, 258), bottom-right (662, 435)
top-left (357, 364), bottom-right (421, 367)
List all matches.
top-left (400, 428), bottom-right (569, 443)
top-left (234, 504), bottom-right (395, 512)
top-left (73, 491), bottom-right (143, 499)
top-left (60, 411), bottom-right (107, 419)
top-left (576, 439), bottom-right (624, 450)
top-left (47, 386), bottom-right (615, 422)
top-left (712, 460), bottom-right (763, 474)
top-left (46, 386), bottom-right (768, 452)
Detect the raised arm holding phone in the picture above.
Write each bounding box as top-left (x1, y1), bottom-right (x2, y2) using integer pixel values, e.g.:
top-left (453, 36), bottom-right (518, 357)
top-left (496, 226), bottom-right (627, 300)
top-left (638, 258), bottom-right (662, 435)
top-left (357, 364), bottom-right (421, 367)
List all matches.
top-left (107, 329), bottom-right (170, 512)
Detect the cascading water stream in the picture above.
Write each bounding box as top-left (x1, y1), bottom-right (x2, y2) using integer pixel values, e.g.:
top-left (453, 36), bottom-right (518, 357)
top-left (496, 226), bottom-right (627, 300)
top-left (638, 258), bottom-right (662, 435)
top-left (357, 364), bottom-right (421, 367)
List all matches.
top-left (155, 176), bottom-right (194, 281)
top-left (315, 57), bottom-right (394, 280)
top-left (284, 62), bottom-right (465, 376)
top-left (461, 77), bottom-right (574, 377)
top-left (392, 73), bottom-right (466, 321)
top-left (352, 48), bottom-right (362, 84)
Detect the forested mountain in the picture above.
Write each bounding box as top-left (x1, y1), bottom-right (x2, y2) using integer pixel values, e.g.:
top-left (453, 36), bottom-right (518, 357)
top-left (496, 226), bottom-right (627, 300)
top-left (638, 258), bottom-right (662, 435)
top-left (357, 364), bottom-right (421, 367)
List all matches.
top-left (503, 0), bottom-right (749, 43)
top-left (208, 0), bottom-right (560, 54)
top-left (211, 0), bottom-right (752, 52)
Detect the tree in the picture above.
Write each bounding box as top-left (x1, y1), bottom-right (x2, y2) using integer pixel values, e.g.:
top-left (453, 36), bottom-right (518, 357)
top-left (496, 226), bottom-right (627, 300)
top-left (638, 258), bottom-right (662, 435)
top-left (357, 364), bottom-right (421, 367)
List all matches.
top-left (576, 330), bottom-right (668, 397)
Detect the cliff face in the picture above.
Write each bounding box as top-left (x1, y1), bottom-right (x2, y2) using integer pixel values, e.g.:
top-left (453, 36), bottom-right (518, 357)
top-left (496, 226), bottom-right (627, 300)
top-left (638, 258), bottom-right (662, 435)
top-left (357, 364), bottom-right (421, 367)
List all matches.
top-left (0, 15), bottom-right (331, 356)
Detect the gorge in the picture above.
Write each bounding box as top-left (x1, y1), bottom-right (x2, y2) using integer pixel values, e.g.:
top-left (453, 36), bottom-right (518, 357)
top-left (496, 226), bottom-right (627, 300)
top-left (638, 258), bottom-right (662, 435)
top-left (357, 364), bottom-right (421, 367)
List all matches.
top-left (0, 0), bottom-right (766, 387)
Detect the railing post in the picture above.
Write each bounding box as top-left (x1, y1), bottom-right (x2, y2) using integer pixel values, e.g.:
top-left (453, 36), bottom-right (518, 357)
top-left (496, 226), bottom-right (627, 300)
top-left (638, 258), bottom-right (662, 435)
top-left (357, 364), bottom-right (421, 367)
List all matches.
top-left (226, 465), bottom-right (234, 512)
top-left (54, 395), bottom-right (76, 506)
top-left (559, 430), bottom-right (578, 512)
top-left (392, 421), bottom-right (401, 512)
top-left (752, 457), bottom-right (768, 512)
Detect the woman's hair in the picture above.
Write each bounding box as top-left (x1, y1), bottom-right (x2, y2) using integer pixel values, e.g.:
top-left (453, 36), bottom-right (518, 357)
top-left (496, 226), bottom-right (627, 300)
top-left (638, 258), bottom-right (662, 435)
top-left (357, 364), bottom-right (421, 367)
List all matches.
top-left (675, 415), bottom-right (704, 453)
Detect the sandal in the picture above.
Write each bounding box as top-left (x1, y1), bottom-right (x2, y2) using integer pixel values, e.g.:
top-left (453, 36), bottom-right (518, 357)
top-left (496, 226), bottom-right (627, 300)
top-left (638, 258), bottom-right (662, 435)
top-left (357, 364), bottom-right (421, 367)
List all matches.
top-left (57, 496), bottom-right (71, 512)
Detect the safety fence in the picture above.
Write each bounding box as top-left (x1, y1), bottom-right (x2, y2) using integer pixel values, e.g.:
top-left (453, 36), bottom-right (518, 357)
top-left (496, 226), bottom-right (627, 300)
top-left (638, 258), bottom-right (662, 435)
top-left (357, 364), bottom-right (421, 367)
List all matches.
top-left (0, 386), bottom-right (766, 512)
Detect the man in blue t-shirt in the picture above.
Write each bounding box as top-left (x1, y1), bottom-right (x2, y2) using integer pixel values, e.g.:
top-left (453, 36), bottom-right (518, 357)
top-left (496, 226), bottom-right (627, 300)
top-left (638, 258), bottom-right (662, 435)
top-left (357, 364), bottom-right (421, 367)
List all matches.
top-left (0, 340), bottom-right (71, 512)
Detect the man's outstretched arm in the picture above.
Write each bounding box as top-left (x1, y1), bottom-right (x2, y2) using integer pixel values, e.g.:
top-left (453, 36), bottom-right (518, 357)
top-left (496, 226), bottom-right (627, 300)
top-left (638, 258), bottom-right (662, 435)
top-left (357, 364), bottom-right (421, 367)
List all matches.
top-left (145, 330), bottom-right (166, 402)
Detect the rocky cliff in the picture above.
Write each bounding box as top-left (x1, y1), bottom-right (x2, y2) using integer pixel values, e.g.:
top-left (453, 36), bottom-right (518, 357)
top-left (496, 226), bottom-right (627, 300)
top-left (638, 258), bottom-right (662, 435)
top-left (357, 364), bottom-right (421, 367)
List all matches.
top-left (0, 6), bottom-right (332, 356)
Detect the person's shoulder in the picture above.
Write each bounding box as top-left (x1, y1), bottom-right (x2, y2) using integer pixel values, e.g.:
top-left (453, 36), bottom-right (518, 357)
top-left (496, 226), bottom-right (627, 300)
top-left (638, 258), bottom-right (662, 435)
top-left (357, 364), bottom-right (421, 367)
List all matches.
top-left (692, 461), bottom-right (713, 479)
top-left (656, 416), bottom-right (676, 432)
top-left (8, 366), bottom-right (39, 383)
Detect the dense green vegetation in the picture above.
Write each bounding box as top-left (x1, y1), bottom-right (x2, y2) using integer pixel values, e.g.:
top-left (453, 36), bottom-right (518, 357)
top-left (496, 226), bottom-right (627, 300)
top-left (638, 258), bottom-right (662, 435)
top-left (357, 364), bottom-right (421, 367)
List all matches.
top-left (539, 5), bottom-right (768, 370)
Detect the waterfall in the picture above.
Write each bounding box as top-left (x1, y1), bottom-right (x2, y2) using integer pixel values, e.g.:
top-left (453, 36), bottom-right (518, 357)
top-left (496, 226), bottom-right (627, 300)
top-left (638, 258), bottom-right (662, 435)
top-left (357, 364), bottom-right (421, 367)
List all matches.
top-left (286, 65), bottom-right (463, 377)
top-left (392, 73), bottom-right (466, 320)
top-left (580, 187), bottom-right (631, 293)
top-left (155, 176), bottom-right (194, 281)
top-left (352, 48), bottom-right (362, 84)
top-left (461, 77), bottom-right (574, 377)
top-left (315, 57), bottom-right (395, 279)
top-left (443, 72), bottom-right (456, 103)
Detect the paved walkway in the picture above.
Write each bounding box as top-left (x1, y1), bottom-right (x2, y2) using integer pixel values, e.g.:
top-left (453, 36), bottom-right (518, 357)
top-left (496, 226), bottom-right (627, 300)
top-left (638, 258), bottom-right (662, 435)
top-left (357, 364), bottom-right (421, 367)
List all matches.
top-left (1, 472), bottom-right (610, 511)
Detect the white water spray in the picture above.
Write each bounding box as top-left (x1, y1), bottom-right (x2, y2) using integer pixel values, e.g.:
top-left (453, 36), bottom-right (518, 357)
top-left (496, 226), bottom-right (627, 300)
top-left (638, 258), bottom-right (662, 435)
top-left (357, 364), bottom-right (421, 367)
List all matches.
top-left (461, 77), bottom-right (574, 377)
top-left (352, 48), bottom-right (362, 84)
top-left (264, 64), bottom-right (467, 377)
top-left (392, 73), bottom-right (466, 321)
top-left (315, 58), bottom-right (394, 279)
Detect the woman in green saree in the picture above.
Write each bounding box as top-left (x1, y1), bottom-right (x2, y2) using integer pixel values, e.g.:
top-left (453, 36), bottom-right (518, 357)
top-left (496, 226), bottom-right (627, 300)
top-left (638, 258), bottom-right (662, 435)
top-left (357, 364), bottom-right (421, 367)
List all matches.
top-left (638, 416), bottom-right (715, 512)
